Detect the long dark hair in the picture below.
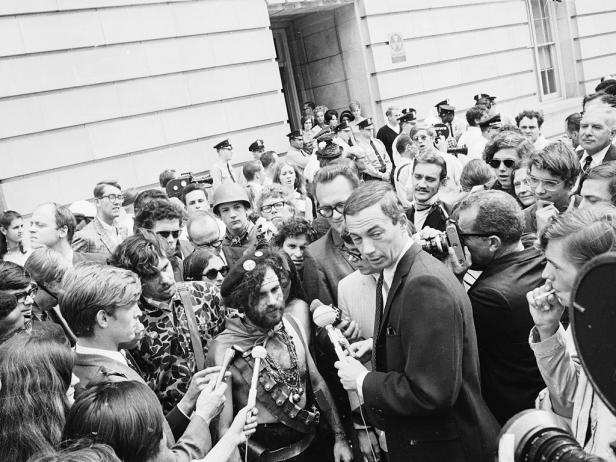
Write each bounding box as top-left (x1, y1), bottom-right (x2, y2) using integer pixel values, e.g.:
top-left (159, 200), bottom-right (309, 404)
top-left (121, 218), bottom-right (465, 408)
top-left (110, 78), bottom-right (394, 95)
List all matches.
top-left (0, 210), bottom-right (26, 257)
top-left (0, 331), bottom-right (73, 461)
top-left (183, 248), bottom-right (218, 281)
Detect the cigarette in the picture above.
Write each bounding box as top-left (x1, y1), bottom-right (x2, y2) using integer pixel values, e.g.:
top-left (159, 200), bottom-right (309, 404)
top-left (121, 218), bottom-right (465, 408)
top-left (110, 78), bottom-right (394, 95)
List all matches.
top-left (534, 290), bottom-right (555, 301)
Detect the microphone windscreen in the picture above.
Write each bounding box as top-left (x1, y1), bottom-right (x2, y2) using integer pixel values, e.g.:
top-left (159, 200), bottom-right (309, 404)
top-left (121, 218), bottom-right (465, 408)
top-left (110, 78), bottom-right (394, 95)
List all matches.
top-left (312, 304), bottom-right (338, 328)
top-left (309, 299), bottom-right (324, 313)
top-left (251, 345), bottom-right (268, 359)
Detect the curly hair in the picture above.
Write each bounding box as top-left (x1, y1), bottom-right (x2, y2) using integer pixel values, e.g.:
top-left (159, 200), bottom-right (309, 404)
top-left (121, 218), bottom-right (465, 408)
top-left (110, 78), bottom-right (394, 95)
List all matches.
top-left (257, 184), bottom-right (294, 213)
top-left (482, 130), bottom-right (535, 165)
top-left (134, 198), bottom-right (182, 230)
top-left (515, 109), bottom-right (544, 127)
top-left (109, 230), bottom-right (167, 279)
top-left (272, 218), bottom-right (316, 248)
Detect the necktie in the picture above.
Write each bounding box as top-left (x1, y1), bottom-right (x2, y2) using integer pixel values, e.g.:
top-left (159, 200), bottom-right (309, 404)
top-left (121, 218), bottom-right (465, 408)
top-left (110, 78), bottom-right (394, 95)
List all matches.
top-left (582, 155), bottom-right (593, 175)
top-left (370, 140), bottom-right (387, 173)
top-left (227, 163), bottom-right (236, 182)
top-left (371, 273), bottom-right (384, 369)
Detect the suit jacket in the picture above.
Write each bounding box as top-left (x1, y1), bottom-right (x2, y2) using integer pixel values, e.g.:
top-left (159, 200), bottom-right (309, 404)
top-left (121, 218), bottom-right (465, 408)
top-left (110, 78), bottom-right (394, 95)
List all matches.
top-left (468, 247), bottom-right (547, 424)
top-left (302, 228), bottom-right (359, 306)
top-left (73, 351), bottom-right (210, 461)
top-left (578, 143), bottom-right (616, 162)
top-left (405, 201), bottom-right (451, 232)
top-left (72, 218), bottom-right (128, 258)
top-left (363, 245), bottom-right (499, 462)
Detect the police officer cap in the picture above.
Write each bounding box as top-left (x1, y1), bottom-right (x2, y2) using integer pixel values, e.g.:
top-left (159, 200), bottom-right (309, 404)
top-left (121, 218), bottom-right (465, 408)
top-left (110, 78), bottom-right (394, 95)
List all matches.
top-left (435, 99), bottom-right (455, 112)
top-left (314, 127), bottom-right (333, 140)
top-left (357, 118), bottom-right (374, 129)
top-left (474, 93), bottom-right (496, 102)
top-left (334, 121), bottom-right (351, 133)
top-left (478, 113), bottom-right (501, 128)
top-left (286, 130), bottom-right (302, 139)
top-left (214, 139), bottom-right (232, 150)
top-left (248, 139), bottom-right (265, 152)
top-left (339, 110), bottom-right (355, 122)
top-left (398, 109), bottom-right (416, 123)
top-left (595, 79), bottom-right (616, 96)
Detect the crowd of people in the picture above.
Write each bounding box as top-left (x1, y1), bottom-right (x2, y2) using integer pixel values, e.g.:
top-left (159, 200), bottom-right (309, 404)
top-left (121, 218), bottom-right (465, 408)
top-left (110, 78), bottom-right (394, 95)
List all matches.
top-left (2, 76), bottom-right (616, 462)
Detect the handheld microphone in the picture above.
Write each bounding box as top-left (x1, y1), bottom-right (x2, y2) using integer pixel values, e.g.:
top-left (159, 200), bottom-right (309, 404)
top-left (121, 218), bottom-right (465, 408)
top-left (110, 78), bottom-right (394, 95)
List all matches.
top-left (246, 345), bottom-right (268, 409)
top-left (214, 347), bottom-right (236, 388)
top-left (310, 300), bottom-right (353, 360)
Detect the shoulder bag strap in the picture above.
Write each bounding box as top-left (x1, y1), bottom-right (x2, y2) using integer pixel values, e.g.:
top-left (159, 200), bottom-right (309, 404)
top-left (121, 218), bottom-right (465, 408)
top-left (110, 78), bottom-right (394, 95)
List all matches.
top-left (177, 287), bottom-right (206, 371)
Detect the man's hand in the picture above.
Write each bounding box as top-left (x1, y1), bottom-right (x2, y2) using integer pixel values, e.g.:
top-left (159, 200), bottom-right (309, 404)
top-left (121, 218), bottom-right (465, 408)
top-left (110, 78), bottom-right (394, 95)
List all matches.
top-left (338, 319), bottom-right (361, 341)
top-left (333, 438), bottom-right (353, 462)
top-left (177, 366), bottom-right (223, 416)
top-left (446, 245), bottom-right (471, 278)
top-left (526, 280), bottom-right (565, 341)
top-left (228, 406), bottom-right (259, 445)
top-left (435, 135), bottom-right (448, 153)
top-left (335, 356), bottom-right (368, 391)
top-left (357, 428), bottom-right (382, 462)
top-left (348, 338), bottom-right (373, 358)
top-left (535, 200), bottom-right (560, 232)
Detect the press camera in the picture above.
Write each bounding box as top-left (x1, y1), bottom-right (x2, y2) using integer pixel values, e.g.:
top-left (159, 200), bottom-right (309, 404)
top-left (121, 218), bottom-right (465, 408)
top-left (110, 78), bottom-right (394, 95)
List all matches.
top-left (418, 222), bottom-right (466, 266)
top-left (165, 172), bottom-right (213, 199)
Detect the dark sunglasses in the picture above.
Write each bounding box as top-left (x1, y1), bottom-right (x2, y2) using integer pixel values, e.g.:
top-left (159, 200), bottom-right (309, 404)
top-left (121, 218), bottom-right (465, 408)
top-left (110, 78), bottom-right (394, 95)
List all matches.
top-left (156, 230), bottom-right (181, 239)
top-left (203, 266), bottom-right (229, 280)
top-left (489, 159), bottom-right (516, 169)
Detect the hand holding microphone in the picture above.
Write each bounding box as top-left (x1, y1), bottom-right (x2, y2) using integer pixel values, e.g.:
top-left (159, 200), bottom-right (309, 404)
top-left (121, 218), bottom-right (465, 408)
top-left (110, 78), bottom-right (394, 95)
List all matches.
top-left (247, 345), bottom-right (268, 409)
top-left (311, 300), bottom-right (354, 360)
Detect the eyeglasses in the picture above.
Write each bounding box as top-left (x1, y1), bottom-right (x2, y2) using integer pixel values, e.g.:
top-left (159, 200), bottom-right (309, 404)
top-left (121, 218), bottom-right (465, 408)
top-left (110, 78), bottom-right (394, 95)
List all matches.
top-left (261, 201), bottom-right (287, 214)
top-left (317, 202), bottom-right (345, 218)
top-left (156, 230), bottom-right (181, 239)
top-left (412, 135), bottom-right (429, 141)
top-left (489, 159), bottom-right (516, 169)
top-left (195, 238), bottom-right (223, 249)
top-left (447, 219), bottom-right (494, 241)
top-left (203, 266), bottom-right (229, 280)
top-left (100, 194), bottom-right (124, 203)
top-left (13, 285), bottom-right (38, 303)
top-left (527, 176), bottom-right (565, 191)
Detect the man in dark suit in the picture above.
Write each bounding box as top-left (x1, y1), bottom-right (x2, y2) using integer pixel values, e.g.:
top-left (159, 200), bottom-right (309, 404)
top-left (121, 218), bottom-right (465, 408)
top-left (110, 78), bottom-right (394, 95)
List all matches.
top-left (72, 181), bottom-right (128, 259)
top-left (578, 107), bottom-right (616, 178)
top-left (335, 181), bottom-right (499, 462)
top-left (455, 190), bottom-right (546, 424)
top-left (60, 262), bottom-right (222, 453)
top-left (376, 106), bottom-right (401, 164)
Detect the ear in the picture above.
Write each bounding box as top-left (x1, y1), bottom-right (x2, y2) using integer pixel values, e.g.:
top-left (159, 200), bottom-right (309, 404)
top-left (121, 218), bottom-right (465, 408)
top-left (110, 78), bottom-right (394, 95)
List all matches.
top-left (488, 235), bottom-right (502, 253)
top-left (0, 227), bottom-right (7, 236)
top-left (57, 225), bottom-right (68, 240)
top-left (95, 310), bottom-right (109, 329)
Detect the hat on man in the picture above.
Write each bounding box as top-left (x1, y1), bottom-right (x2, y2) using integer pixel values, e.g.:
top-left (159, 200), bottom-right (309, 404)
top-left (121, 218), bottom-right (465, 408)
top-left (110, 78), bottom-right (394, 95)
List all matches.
top-left (435, 99), bottom-right (455, 113)
top-left (357, 118), bottom-right (374, 130)
top-left (478, 113), bottom-right (502, 129)
top-left (248, 139), bottom-right (265, 152)
top-left (286, 130), bottom-right (302, 139)
top-left (214, 139), bottom-right (232, 150)
top-left (333, 121), bottom-right (351, 133)
top-left (69, 200), bottom-right (96, 219)
top-left (339, 110), bottom-right (355, 122)
top-left (398, 109), bottom-right (417, 123)
top-left (474, 93), bottom-right (496, 102)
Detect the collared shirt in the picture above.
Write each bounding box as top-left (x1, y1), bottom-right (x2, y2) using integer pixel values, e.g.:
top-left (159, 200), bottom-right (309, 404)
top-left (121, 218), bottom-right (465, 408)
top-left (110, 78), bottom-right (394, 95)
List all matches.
top-left (133, 281), bottom-right (230, 413)
top-left (580, 143), bottom-right (611, 170)
top-left (96, 216), bottom-right (122, 248)
top-left (75, 343), bottom-right (128, 366)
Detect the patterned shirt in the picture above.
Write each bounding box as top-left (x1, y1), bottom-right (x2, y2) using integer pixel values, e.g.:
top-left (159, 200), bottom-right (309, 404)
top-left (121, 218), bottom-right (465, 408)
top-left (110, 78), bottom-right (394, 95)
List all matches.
top-left (132, 281), bottom-right (230, 412)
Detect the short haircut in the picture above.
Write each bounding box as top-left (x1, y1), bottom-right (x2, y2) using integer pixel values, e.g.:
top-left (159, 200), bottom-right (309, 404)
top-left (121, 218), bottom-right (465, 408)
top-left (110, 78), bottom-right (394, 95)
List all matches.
top-left (538, 204), bottom-right (616, 267)
top-left (303, 101), bottom-right (315, 110)
top-left (133, 189), bottom-right (167, 216)
top-left (272, 218), bottom-right (316, 248)
top-left (395, 134), bottom-right (413, 154)
top-left (412, 152), bottom-right (448, 182)
top-left (584, 161), bottom-right (616, 206)
top-left (0, 261), bottom-right (31, 290)
top-left (0, 292), bottom-right (18, 321)
top-left (515, 109), bottom-right (544, 128)
top-left (93, 180), bottom-right (121, 199)
top-left (466, 106), bottom-right (487, 126)
top-left (186, 210), bottom-right (219, 237)
top-left (63, 381), bottom-right (164, 462)
top-left (109, 230), bottom-right (167, 279)
top-left (257, 184), bottom-right (294, 213)
top-left (313, 164), bottom-right (360, 188)
top-left (36, 203), bottom-right (77, 244)
top-left (134, 198), bottom-right (182, 230)
top-left (59, 263), bottom-right (141, 338)
top-left (565, 112), bottom-right (582, 132)
top-left (324, 109), bottom-right (339, 124)
top-left (343, 181), bottom-right (405, 225)
top-left (260, 151), bottom-right (278, 169)
top-left (122, 188), bottom-right (139, 207)
top-left (475, 97), bottom-right (493, 109)
top-left (180, 183), bottom-right (207, 206)
top-left (243, 161), bottom-right (263, 182)
top-left (25, 248), bottom-right (71, 286)
top-left (528, 141), bottom-right (581, 187)
top-left (582, 92), bottom-right (616, 110)
top-left (27, 442), bottom-right (121, 462)
top-left (482, 130), bottom-right (535, 164)
top-left (385, 106), bottom-right (399, 117)
top-left (158, 169), bottom-right (177, 188)
top-left (274, 162), bottom-right (304, 193)
top-left (456, 189), bottom-right (524, 244)
top-left (409, 125), bottom-right (436, 140)
top-left (460, 159), bottom-right (496, 192)
top-left (183, 248), bottom-right (218, 282)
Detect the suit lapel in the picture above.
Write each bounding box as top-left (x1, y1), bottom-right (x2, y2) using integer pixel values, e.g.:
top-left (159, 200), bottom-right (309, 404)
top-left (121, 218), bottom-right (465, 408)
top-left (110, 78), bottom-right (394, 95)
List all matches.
top-left (605, 144), bottom-right (616, 162)
top-left (378, 244), bottom-right (421, 337)
top-left (94, 218), bottom-right (115, 253)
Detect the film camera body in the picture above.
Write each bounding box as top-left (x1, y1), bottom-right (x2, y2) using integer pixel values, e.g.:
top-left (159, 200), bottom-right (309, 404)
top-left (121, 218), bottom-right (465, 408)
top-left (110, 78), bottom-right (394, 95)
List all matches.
top-left (498, 253), bottom-right (616, 462)
top-left (418, 222), bottom-right (467, 266)
top-left (165, 172), bottom-right (213, 199)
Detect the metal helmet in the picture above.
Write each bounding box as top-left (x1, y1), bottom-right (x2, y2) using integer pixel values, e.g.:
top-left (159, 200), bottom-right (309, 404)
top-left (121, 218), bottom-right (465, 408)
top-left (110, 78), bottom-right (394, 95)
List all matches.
top-left (212, 182), bottom-right (251, 215)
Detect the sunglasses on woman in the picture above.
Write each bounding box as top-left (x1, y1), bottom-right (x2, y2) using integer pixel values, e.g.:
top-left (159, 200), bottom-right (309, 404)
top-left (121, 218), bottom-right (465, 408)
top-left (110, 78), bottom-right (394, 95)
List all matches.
top-left (156, 230), bottom-right (181, 239)
top-left (203, 266), bottom-right (230, 280)
top-left (489, 159), bottom-right (516, 169)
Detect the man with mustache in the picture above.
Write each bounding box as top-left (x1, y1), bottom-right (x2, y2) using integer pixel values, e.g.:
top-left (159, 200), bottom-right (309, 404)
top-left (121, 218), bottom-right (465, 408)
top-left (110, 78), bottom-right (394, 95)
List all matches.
top-left (110, 230), bottom-right (230, 413)
top-left (207, 248), bottom-right (352, 462)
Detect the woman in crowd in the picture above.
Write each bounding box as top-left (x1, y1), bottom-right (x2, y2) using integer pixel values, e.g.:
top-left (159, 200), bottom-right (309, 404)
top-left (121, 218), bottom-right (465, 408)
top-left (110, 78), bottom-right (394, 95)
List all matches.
top-left (273, 161), bottom-right (314, 221)
top-left (1, 210), bottom-right (31, 266)
top-left (0, 331), bottom-right (74, 462)
top-left (183, 248), bottom-right (228, 289)
top-left (483, 130), bottom-right (534, 197)
top-left (348, 100), bottom-right (366, 130)
top-left (459, 159), bottom-right (496, 193)
top-left (512, 161), bottom-right (536, 208)
top-left (324, 109), bottom-right (339, 130)
top-left (312, 105), bottom-right (328, 135)
top-left (527, 205), bottom-right (616, 462)
top-left (63, 381), bottom-right (257, 462)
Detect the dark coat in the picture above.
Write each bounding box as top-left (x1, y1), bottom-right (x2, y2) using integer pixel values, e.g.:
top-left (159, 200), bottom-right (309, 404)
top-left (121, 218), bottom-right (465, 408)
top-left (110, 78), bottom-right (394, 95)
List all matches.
top-left (468, 247), bottom-right (547, 424)
top-left (405, 201), bottom-right (451, 232)
top-left (578, 143), bottom-right (616, 162)
top-left (376, 124), bottom-right (398, 161)
top-left (363, 245), bottom-right (500, 462)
